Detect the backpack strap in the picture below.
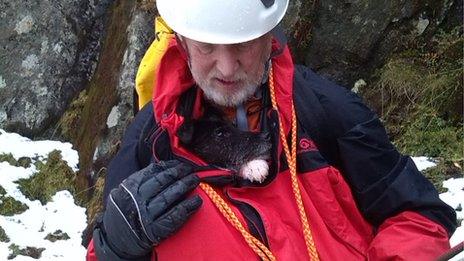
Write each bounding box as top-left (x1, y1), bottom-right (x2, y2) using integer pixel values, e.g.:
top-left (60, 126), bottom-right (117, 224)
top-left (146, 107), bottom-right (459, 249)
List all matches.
top-left (134, 17), bottom-right (174, 113)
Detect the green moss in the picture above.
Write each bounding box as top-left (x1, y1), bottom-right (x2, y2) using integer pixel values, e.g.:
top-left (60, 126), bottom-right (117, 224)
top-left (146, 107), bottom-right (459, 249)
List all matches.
top-left (364, 26), bottom-right (463, 156)
top-left (0, 226), bottom-right (10, 243)
top-left (7, 244), bottom-right (20, 260)
top-left (395, 108), bottom-right (464, 160)
top-left (44, 230), bottom-right (70, 242)
top-left (0, 185), bottom-right (28, 216)
top-left (59, 90), bottom-right (88, 142)
top-left (17, 157), bottom-right (32, 168)
top-left (15, 150), bottom-right (75, 205)
top-left (7, 244), bottom-right (45, 260)
top-left (0, 154), bottom-right (32, 168)
top-left (0, 197), bottom-right (29, 216)
top-left (362, 26), bottom-right (463, 192)
top-left (0, 153), bottom-right (18, 166)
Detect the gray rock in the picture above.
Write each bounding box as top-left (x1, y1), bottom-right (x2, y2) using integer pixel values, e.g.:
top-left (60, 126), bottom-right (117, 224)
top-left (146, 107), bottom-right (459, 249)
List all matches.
top-left (0, 0), bottom-right (110, 137)
top-left (305, 0), bottom-right (418, 86)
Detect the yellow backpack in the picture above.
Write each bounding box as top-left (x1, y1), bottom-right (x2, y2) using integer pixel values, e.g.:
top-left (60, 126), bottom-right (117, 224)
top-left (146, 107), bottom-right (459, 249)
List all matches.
top-left (135, 16), bottom-right (174, 110)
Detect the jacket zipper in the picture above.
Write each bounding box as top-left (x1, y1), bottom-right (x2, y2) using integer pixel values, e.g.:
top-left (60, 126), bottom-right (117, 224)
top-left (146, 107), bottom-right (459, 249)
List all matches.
top-left (224, 189), bottom-right (270, 249)
top-left (151, 124), bottom-right (166, 163)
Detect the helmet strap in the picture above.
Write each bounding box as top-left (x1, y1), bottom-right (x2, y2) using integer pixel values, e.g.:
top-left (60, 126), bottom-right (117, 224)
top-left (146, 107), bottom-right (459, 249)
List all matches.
top-left (270, 25), bottom-right (287, 58)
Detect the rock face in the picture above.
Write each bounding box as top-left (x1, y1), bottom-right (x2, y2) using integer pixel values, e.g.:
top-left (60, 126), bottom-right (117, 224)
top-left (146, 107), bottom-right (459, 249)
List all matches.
top-left (93, 8), bottom-right (155, 173)
top-left (285, 0), bottom-right (460, 87)
top-left (0, 0), bottom-right (461, 180)
top-left (306, 0), bottom-right (417, 85)
top-left (0, 0), bottom-right (110, 137)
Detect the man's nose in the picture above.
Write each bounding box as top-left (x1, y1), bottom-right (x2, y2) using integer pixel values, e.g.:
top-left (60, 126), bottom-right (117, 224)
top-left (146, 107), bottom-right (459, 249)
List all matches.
top-left (215, 46), bottom-right (239, 78)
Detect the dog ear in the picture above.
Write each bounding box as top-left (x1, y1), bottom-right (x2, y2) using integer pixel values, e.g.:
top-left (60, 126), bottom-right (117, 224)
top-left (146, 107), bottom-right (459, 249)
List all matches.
top-left (177, 120), bottom-right (194, 145)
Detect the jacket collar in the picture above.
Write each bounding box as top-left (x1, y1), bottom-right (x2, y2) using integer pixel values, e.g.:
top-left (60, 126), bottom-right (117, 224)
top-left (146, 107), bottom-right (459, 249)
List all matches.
top-left (152, 38), bottom-right (295, 180)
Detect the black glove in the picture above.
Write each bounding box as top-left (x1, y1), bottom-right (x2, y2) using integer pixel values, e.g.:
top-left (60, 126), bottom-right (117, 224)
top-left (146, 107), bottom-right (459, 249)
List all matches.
top-left (93, 160), bottom-right (202, 260)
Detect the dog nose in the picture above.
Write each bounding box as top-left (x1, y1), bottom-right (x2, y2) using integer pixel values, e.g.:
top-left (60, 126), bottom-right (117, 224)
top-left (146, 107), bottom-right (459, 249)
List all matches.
top-left (260, 132), bottom-right (271, 141)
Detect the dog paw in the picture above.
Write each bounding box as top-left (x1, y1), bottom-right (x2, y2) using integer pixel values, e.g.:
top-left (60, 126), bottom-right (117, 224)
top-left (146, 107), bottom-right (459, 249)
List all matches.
top-left (239, 159), bottom-right (269, 183)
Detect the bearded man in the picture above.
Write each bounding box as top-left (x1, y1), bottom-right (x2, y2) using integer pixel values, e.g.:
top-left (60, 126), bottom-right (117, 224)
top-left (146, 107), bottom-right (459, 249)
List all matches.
top-left (87, 0), bottom-right (456, 260)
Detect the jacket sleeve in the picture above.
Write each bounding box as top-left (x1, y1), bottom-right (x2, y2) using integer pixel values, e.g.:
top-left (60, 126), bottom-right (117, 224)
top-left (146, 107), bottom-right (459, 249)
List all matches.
top-left (367, 211), bottom-right (450, 260)
top-left (87, 239), bottom-right (98, 261)
top-left (294, 66), bottom-right (457, 258)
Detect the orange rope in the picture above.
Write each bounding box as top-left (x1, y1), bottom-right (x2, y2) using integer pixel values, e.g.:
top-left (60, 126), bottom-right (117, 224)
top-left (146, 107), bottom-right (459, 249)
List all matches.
top-left (199, 183), bottom-right (276, 260)
top-left (198, 65), bottom-right (319, 260)
top-left (268, 66), bottom-right (320, 261)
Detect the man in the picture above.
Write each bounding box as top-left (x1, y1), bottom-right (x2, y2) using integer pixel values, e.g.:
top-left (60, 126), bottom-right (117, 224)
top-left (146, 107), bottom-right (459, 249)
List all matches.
top-left (87, 0), bottom-right (456, 260)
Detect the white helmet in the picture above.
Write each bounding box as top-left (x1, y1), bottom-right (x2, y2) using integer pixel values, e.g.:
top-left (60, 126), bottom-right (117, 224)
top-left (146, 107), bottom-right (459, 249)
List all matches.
top-left (156, 0), bottom-right (289, 44)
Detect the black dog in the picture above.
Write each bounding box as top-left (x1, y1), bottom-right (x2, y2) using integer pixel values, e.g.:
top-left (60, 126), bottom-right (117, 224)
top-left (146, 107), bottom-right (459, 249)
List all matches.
top-left (177, 110), bottom-right (271, 183)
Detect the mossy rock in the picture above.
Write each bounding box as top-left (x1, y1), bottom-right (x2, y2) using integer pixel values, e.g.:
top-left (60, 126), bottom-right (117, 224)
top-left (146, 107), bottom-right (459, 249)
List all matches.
top-left (0, 185), bottom-right (29, 216)
top-left (0, 225), bottom-right (10, 243)
top-left (17, 157), bottom-right (32, 168)
top-left (8, 244), bottom-right (45, 260)
top-left (0, 196), bottom-right (29, 216)
top-left (59, 90), bottom-right (88, 142)
top-left (0, 154), bottom-right (32, 168)
top-left (361, 26), bottom-right (463, 194)
top-left (0, 153), bottom-right (18, 166)
top-left (363, 26), bottom-right (463, 161)
top-left (15, 150), bottom-right (75, 205)
top-left (44, 229), bottom-right (70, 242)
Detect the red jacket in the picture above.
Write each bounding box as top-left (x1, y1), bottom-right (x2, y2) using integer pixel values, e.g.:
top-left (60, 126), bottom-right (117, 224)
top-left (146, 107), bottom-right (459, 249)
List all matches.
top-left (87, 38), bottom-right (452, 260)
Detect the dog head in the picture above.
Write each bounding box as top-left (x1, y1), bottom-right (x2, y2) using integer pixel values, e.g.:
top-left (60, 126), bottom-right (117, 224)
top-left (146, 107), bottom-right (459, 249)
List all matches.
top-left (177, 114), bottom-right (271, 172)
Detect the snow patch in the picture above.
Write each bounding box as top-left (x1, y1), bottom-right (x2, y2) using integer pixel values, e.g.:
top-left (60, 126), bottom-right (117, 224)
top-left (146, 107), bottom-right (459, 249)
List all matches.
top-left (0, 129), bottom-right (86, 260)
top-left (411, 156), bottom-right (436, 171)
top-left (0, 129), bottom-right (78, 171)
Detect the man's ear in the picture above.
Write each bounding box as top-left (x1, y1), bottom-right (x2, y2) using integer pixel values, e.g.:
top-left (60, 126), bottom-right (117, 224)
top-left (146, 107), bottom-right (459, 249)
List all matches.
top-left (177, 120), bottom-right (194, 145)
top-left (175, 34), bottom-right (190, 62)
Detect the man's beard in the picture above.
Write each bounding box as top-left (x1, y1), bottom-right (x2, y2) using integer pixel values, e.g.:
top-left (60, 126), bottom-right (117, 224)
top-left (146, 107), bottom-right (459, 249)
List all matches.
top-left (191, 67), bottom-right (265, 107)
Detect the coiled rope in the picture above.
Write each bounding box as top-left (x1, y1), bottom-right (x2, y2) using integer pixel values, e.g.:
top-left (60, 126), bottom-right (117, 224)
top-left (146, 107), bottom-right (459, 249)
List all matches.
top-left (199, 65), bottom-right (319, 260)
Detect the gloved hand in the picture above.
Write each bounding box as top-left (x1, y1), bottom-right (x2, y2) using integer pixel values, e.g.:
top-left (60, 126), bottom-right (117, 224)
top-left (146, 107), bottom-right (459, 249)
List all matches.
top-left (93, 160), bottom-right (202, 260)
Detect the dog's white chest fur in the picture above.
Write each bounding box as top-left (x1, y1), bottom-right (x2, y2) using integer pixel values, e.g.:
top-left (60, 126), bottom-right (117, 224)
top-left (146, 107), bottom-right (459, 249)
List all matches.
top-left (239, 159), bottom-right (269, 183)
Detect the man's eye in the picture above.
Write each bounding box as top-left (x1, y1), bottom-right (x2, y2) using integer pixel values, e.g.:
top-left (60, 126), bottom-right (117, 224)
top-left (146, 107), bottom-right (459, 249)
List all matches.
top-left (239, 42), bottom-right (253, 48)
top-left (236, 40), bottom-right (255, 51)
top-left (196, 44), bottom-right (213, 54)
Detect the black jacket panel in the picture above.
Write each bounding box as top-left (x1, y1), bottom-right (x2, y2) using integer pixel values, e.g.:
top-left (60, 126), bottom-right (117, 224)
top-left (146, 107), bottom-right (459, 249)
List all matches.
top-left (293, 65), bottom-right (456, 235)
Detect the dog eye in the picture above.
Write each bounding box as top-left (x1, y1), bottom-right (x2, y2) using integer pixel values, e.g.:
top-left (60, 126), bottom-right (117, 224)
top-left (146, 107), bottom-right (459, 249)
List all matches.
top-left (214, 129), bottom-right (223, 137)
